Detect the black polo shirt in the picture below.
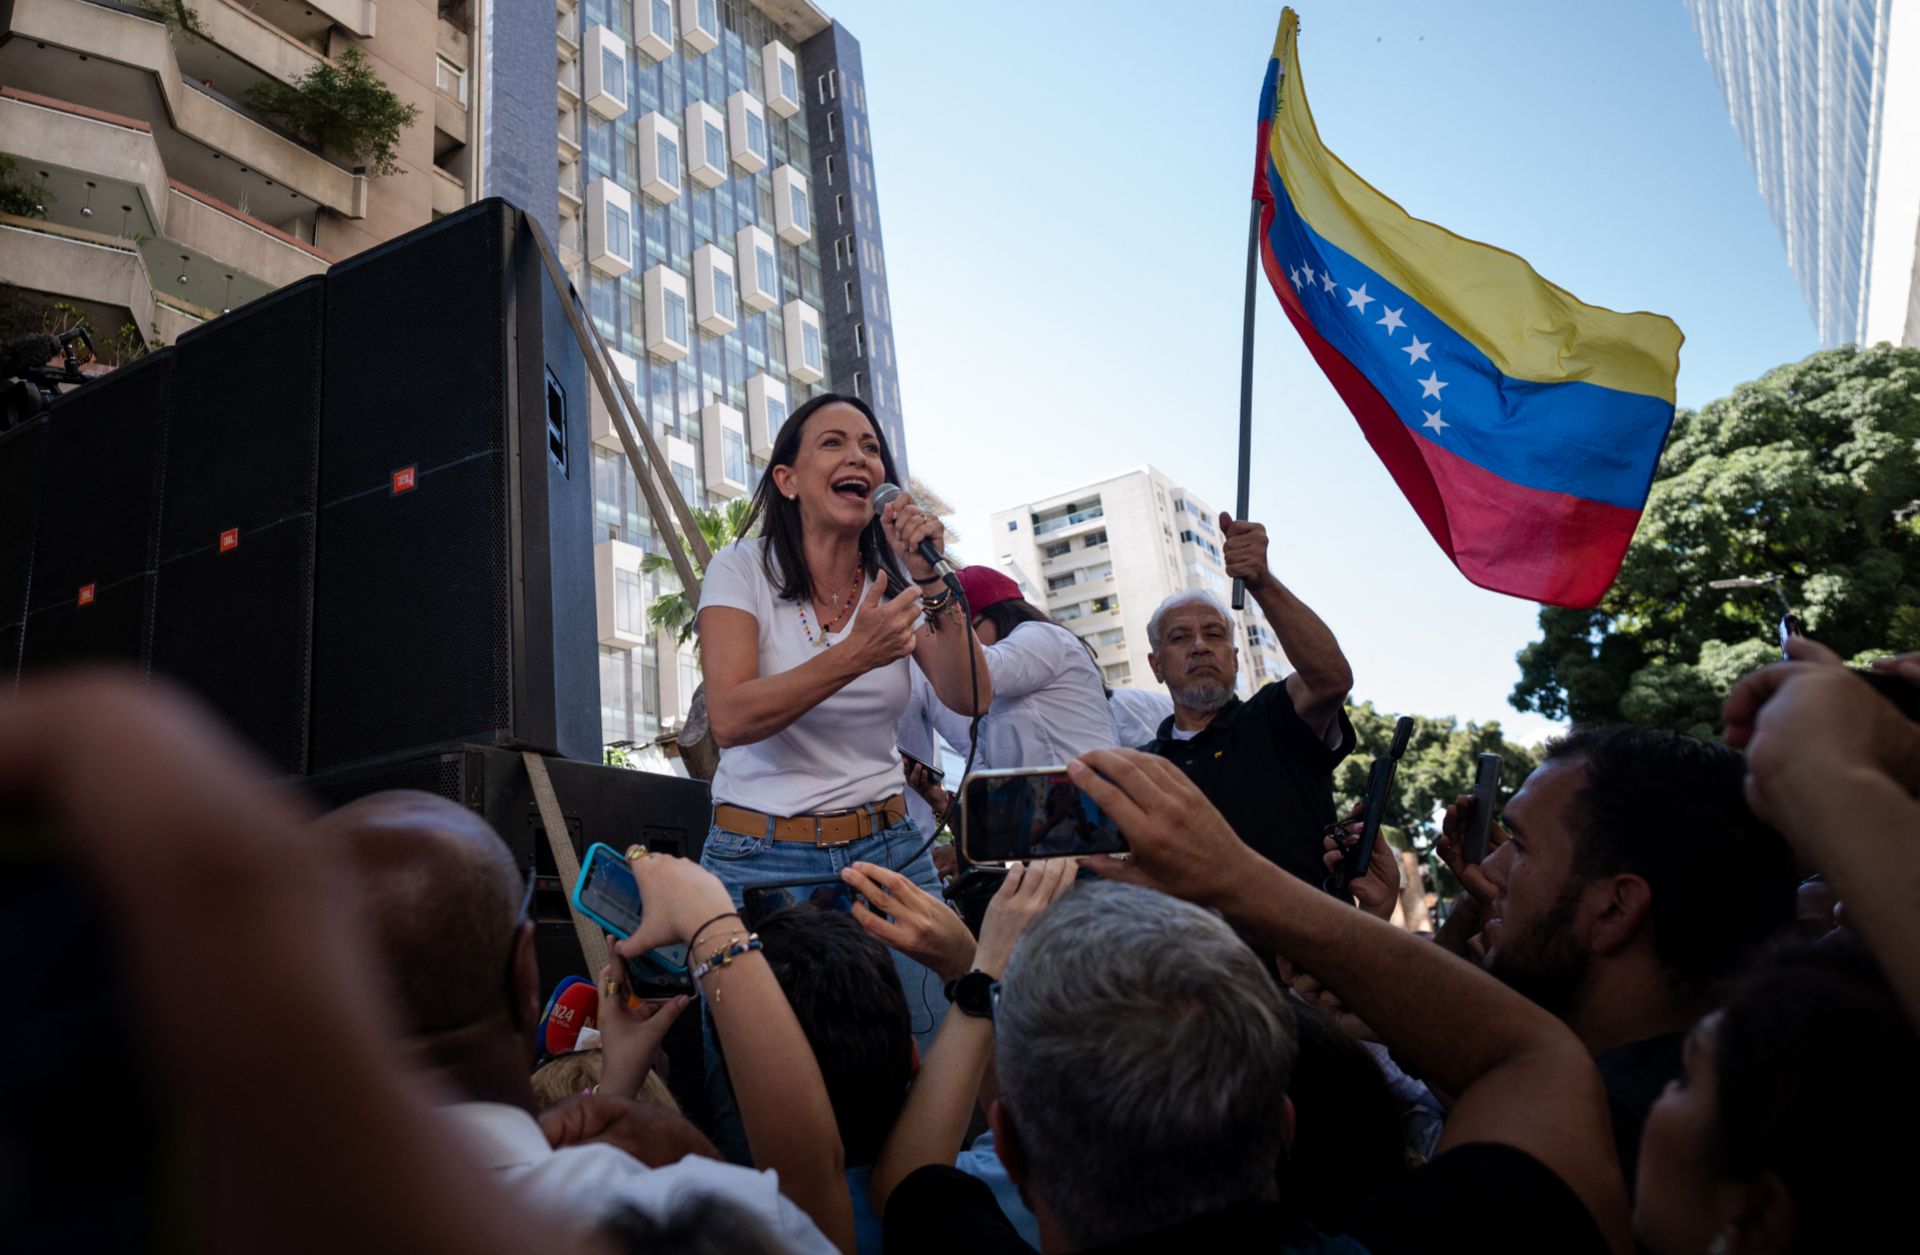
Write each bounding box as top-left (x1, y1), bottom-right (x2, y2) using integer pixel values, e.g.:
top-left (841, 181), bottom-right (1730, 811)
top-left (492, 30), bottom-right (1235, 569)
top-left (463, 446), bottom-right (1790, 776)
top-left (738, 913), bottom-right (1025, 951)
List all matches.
top-left (1146, 682), bottom-right (1354, 886)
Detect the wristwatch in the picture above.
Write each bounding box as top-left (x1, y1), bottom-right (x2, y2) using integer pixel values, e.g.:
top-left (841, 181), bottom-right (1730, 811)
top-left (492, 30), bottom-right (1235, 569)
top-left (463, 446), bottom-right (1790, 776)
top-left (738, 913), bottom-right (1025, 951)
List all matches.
top-left (944, 969), bottom-right (996, 1019)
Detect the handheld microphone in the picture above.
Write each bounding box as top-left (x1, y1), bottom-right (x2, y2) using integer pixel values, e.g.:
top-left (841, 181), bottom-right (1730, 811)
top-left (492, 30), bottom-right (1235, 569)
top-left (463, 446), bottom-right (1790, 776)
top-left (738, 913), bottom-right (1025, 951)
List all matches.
top-left (1327, 715), bottom-right (1415, 900)
top-left (869, 482), bottom-right (962, 595)
top-left (538, 974), bottom-right (599, 1057)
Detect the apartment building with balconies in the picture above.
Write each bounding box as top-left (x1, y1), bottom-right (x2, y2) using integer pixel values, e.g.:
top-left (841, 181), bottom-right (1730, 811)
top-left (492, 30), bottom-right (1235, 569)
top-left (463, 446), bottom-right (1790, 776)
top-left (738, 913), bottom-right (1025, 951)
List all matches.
top-left (0, 0), bottom-right (488, 354)
top-left (558, 0), bottom-right (909, 749)
top-left (990, 468), bottom-right (1291, 699)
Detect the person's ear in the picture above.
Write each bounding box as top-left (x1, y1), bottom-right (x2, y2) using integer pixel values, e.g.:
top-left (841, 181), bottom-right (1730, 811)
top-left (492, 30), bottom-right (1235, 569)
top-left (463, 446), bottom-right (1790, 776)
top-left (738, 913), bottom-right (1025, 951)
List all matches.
top-left (508, 922), bottom-right (540, 1033)
top-left (987, 1098), bottom-right (1027, 1190)
top-left (1147, 651), bottom-right (1166, 684)
top-left (771, 463), bottom-right (797, 500)
top-left (1585, 873), bottom-right (1654, 957)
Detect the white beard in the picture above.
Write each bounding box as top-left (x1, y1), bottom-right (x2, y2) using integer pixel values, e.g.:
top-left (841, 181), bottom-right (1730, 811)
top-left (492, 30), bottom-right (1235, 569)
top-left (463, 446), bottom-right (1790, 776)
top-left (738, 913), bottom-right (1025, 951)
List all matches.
top-left (1168, 676), bottom-right (1234, 713)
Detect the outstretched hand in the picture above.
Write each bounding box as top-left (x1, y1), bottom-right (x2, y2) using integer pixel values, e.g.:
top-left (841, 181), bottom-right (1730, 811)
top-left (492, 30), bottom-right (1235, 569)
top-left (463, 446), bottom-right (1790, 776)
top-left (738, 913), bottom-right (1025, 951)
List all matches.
top-left (842, 861), bottom-right (977, 982)
top-left (974, 857), bottom-right (1079, 977)
top-left (1068, 748), bottom-right (1265, 907)
top-left (1321, 804), bottom-right (1401, 920)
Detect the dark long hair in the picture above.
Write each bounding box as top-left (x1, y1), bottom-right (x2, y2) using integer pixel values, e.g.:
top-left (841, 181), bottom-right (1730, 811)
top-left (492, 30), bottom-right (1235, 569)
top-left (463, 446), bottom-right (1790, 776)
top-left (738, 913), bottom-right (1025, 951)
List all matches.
top-left (738, 392), bottom-right (907, 603)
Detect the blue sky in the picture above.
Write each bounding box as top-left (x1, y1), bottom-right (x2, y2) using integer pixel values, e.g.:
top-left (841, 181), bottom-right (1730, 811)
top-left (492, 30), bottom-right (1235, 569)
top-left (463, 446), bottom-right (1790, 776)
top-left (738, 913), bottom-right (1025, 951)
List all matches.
top-left (827, 0), bottom-right (1818, 744)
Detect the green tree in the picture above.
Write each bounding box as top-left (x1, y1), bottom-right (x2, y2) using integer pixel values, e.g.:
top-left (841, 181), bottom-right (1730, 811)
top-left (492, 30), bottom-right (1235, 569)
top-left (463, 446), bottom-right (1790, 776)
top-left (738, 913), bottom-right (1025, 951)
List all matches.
top-left (1511, 344), bottom-right (1920, 737)
top-left (1333, 701), bottom-right (1544, 911)
top-left (642, 497), bottom-right (755, 646)
top-left (243, 47), bottom-right (420, 176)
top-left (0, 156), bottom-right (52, 219)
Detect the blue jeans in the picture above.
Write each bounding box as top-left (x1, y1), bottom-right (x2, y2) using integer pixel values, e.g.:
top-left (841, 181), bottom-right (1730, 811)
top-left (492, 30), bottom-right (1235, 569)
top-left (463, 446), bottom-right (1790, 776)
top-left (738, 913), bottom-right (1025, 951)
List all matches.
top-left (699, 812), bottom-right (950, 1163)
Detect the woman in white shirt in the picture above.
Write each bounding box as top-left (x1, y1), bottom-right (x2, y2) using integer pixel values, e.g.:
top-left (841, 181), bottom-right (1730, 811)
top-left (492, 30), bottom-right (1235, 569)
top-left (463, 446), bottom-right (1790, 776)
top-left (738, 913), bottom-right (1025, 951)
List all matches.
top-left (919, 566), bottom-right (1119, 770)
top-left (695, 394), bottom-right (989, 915)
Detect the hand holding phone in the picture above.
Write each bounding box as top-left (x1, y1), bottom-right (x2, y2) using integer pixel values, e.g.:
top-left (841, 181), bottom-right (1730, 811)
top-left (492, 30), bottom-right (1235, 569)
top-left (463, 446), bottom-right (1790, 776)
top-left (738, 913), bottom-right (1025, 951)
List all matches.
top-left (1461, 753), bottom-right (1503, 866)
top-left (1326, 717), bottom-right (1413, 900)
top-left (962, 766), bottom-right (1129, 864)
top-left (572, 843), bottom-right (692, 994)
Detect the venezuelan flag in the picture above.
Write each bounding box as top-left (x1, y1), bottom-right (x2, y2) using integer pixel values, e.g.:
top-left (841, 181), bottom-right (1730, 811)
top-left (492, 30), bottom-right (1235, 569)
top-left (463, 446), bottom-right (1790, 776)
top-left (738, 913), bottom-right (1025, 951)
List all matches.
top-left (1255, 9), bottom-right (1682, 607)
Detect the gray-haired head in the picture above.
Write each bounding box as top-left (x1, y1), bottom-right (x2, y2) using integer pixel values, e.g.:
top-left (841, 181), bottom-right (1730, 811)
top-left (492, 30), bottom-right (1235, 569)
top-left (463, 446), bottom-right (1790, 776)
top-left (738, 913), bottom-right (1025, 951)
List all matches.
top-left (1145, 589), bottom-right (1235, 652)
top-left (993, 880), bottom-right (1297, 1248)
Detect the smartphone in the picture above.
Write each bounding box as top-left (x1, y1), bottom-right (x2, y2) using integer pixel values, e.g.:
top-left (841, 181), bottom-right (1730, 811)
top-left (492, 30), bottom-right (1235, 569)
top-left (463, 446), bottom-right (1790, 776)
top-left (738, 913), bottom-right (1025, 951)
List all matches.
top-left (1461, 753), bottom-right (1502, 865)
top-left (961, 765), bottom-right (1128, 864)
top-left (742, 876), bottom-right (864, 930)
top-left (898, 746), bottom-right (945, 783)
top-left (571, 842), bottom-right (692, 992)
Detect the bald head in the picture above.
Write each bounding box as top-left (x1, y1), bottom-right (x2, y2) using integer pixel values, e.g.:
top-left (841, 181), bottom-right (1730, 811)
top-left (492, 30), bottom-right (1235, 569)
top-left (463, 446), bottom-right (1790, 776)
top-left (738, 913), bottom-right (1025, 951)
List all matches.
top-left (313, 790), bottom-right (527, 1039)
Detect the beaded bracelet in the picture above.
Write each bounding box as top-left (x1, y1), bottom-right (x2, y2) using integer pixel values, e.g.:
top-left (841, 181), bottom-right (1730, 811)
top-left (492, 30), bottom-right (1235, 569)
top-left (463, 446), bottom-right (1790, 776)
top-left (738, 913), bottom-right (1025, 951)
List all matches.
top-left (692, 934), bottom-right (763, 984)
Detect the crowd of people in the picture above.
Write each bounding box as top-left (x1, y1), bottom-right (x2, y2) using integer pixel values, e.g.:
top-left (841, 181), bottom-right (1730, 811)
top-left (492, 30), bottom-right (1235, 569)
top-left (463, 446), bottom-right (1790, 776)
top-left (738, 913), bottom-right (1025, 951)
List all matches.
top-left (10, 392), bottom-right (1918, 1254)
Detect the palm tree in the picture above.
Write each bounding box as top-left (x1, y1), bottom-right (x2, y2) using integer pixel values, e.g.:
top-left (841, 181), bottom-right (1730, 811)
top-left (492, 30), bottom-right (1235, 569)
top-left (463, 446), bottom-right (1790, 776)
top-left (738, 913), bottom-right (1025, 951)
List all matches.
top-left (641, 496), bottom-right (755, 647)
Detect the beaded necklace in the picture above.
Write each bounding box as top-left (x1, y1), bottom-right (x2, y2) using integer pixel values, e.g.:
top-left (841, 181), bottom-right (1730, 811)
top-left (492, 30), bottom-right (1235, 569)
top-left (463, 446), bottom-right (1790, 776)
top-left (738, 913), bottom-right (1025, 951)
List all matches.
top-left (798, 562), bottom-right (864, 648)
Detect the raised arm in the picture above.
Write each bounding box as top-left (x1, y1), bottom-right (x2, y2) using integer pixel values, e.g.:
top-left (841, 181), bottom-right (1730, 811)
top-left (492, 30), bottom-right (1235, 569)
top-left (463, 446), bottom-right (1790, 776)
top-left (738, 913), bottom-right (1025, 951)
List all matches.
top-left (701, 578), bottom-right (922, 748)
top-left (617, 854), bottom-right (856, 1253)
top-left (1078, 749), bottom-right (1631, 1255)
top-left (865, 859), bottom-right (1079, 1215)
top-left (1219, 513), bottom-right (1352, 738)
top-left (882, 493), bottom-right (991, 717)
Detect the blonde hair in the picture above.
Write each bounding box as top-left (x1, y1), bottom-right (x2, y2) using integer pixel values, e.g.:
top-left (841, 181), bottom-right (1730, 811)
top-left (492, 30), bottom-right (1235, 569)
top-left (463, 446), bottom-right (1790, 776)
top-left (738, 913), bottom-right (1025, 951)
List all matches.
top-left (530, 1049), bottom-right (680, 1114)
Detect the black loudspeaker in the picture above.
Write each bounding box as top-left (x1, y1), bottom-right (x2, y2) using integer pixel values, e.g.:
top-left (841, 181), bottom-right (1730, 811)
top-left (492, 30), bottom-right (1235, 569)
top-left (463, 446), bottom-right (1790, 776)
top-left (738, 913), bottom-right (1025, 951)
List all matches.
top-left (0, 415), bottom-right (50, 686)
top-left (21, 352), bottom-right (171, 673)
top-left (149, 278), bottom-right (326, 775)
top-left (310, 201), bottom-right (597, 771)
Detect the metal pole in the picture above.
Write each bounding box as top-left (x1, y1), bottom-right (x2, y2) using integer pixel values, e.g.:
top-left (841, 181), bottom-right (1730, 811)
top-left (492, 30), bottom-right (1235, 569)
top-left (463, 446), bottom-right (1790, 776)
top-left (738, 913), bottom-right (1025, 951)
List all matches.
top-left (1231, 199), bottom-right (1260, 611)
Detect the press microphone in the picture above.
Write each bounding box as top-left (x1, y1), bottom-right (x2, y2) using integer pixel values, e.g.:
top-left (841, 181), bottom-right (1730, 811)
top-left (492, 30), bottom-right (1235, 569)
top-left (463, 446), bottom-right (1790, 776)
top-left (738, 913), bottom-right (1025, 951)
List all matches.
top-left (869, 482), bottom-right (962, 595)
top-left (538, 974), bottom-right (599, 1057)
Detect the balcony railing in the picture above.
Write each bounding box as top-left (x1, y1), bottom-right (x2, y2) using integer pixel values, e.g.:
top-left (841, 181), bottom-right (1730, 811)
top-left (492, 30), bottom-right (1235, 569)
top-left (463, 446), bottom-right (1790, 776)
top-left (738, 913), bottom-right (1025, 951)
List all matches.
top-left (1032, 505), bottom-right (1105, 537)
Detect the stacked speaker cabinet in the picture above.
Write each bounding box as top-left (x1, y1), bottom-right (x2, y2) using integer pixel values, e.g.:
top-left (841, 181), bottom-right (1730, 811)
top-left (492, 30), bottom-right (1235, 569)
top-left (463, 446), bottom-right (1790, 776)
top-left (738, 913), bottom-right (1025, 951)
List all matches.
top-left (149, 277), bottom-right (325, 774)
top-left (309, 201), bottom-right (599, 771)
top-left (9, 200), bottom-right (601, 776)
top-left (21, 353), bottom-right (171, 674)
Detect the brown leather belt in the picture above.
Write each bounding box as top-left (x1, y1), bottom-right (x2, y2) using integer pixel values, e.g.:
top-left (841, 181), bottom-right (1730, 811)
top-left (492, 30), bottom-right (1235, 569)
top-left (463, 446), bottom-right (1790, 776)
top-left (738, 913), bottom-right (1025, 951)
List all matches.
top-left (712, 793), bottom-right (909, 847)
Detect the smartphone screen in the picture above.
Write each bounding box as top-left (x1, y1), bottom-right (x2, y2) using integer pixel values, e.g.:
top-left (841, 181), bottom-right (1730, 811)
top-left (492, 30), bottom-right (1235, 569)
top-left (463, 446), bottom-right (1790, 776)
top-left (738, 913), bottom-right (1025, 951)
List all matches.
top-left (742, 879), bottom-right (860, 930)
top-left (963, 769), bottom-right (1128, 863)
top-left (578, 843), bottom-right (644, 937)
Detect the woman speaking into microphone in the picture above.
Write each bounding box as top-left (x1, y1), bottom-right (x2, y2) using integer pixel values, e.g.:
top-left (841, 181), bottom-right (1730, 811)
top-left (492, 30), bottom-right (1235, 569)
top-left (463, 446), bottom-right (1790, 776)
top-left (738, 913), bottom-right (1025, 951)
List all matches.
top-left (694, 393), bottom-right (989, 909)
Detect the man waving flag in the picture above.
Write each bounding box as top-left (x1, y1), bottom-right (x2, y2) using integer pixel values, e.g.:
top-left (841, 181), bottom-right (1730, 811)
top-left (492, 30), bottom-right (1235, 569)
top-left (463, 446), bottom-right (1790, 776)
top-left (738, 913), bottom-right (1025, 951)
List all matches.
top-left (1255, 9), bottom-right (1682, 607)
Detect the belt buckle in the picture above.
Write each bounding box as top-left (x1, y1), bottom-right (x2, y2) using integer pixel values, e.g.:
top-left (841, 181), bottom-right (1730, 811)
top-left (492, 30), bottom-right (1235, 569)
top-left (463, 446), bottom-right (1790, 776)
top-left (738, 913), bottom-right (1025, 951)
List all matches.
top-left (815, 804), bottom-right (858, 848)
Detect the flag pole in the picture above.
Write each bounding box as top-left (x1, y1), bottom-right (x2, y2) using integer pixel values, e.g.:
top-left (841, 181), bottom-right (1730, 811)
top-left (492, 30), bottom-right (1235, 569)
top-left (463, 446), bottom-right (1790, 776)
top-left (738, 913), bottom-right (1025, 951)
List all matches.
top-left (1231, 197), bottom-right (1260, 611)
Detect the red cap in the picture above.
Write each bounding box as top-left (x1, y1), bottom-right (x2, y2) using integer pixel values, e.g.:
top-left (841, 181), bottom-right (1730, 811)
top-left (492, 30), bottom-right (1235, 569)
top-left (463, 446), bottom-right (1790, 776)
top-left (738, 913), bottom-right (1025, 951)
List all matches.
top-left (955, 566), bottom-right (1022, 615)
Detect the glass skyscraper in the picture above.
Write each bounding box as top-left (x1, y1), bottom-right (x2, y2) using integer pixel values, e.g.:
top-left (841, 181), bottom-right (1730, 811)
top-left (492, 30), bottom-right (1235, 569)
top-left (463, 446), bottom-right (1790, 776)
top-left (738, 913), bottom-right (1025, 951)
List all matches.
top-left (1683, 0), bottom-right (1896, 347)
top-left (554, 0), bottom-right (905, 749)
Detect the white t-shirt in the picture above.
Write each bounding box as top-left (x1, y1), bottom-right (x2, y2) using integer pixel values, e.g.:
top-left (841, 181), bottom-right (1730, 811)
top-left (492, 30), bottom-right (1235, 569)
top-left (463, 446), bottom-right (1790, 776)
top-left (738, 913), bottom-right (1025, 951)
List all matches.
top-left (924, 621), bottom-right (1117, 770)
top-left (699, 539), bottom-right (910, 815)
top-left (439, 1101), bottom-right (837, 1254)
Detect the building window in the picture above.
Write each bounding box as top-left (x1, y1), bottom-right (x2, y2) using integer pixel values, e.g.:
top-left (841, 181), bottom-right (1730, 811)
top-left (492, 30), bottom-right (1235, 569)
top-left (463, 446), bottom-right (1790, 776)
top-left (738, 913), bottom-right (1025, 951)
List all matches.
top-left (802, 320), bottom-right (822, 372)
top-left (747, 111), bottom-right (767, 160)
top-left (1083, 528), bottom-right (1108, 546)
top-left (723, 425), bottom-right (746, 483)
top-left (825, 154), bottom-right (836, 184)
top-left (853, 323), bottom-right (864, 355)
top-left (1102, 663), bottom-right (1132, 685)
top-left (436, 55), bottom-right (467, 104)
top-left (790, 183), bottom-right (809, 228)
top-left (844, 280), bottom-right (854, 313)
top-left (852, 371), bottom-right (864, 398)
top-left (603, 47), bottom-right (624, 102)
top-left (1043, 541), bottom-right (1071, 559)
top-left (756, 247), bottom-right (777, 300)
top-left (826, 112), bottom-right (837, 141)
top-left (607, 201), bottom-right (631, 261)
top-left (766, 395), bottom-right (787, 431)
top-left (818, 68), bottom-right (837, 102)
top-left (697, 0), bottom-right (717, 36)
top-left (1006, 520), bottom-right (1018, 531)
top-left (1047, 573), bottom-right (1076, 591)
top-left (835, 194), bottom-right (845, 225)
top-left (781, 60), bottom-right (798, 103)
top-left (651, 0), bottom-right (672, 39)
top-left (713, 267), bottom-right (734, 316)
top-left (665, 290), bottom-right (688, 344)
top-left (658, 135), bottom-right (679, 188)
top-left (705, 120), bottom-right (724, 168)
top-left (615, 568), bottom-right (644, 634)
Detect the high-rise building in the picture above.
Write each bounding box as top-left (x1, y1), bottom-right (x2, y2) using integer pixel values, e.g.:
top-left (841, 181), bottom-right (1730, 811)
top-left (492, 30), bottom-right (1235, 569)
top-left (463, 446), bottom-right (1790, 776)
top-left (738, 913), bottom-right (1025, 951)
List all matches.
top-left (0, 0), bottom-right (510, 351)
top-left (1684, 0), bottom-right (1920, 348)
top-left (990, 468), bottom-right (1291, 700)
top-left (554, 0), bottom-right (905, 747)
